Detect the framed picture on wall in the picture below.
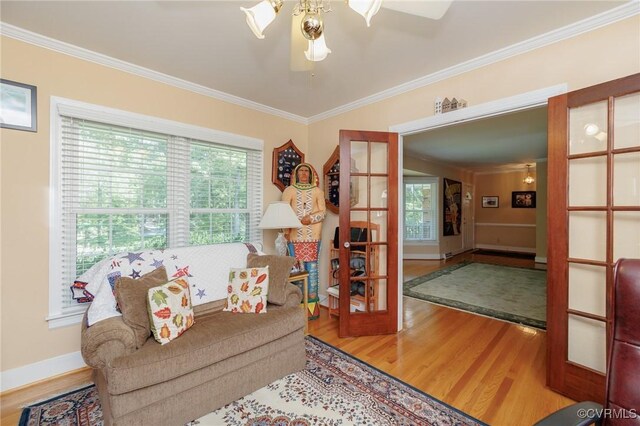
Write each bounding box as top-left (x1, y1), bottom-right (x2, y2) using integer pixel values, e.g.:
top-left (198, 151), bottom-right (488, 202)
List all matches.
top-left (443, 177), bottom-right (462, 236)
top-left (482, 196), bottom-right (499, 208)
top-left (512, 191), bottom-right (536, 208)
top-left (0, 79), bottom-right (37, 132)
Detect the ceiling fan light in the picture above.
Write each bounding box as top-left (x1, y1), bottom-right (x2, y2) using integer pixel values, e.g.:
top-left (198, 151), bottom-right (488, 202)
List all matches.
top-left (305, 33), bottom-right (331, 61)
top-left (348, 0), bottom-right (383, 27)
top-left (240, 0), bottom-right (281, 39)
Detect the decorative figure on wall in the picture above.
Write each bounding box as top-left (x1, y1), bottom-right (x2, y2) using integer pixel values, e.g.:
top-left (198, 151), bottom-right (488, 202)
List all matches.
top-left (282, 163), bottom-right (326, 320)
top-left (272, 139), bottom-right (305, 192)
top-left (434, 96), bottom-right (468, 114)
top-left (443, 177), bottom-right (462, 236)
top-left (434, 97), bottom-right (443, 114)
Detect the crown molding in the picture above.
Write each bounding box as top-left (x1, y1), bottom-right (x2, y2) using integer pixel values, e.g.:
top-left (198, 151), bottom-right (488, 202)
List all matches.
top-left (308, 1), bottom-right (640, 124)
top-left (474, 167), bottom-right (535, 176)
top-left (0, 22), bottom-right (309, 125)
top-left (1, 1), bottom-right (637, 125)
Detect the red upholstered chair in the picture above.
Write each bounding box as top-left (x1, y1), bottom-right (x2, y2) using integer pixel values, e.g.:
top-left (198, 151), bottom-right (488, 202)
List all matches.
top-left (535, 258), bottom-right (640, 426)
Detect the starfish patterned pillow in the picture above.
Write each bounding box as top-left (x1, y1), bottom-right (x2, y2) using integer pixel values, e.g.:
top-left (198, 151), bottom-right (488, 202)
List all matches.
top-left (147, 277), bottom-right (195, 345)
top-left (223, 267), bottom-right (269, 314)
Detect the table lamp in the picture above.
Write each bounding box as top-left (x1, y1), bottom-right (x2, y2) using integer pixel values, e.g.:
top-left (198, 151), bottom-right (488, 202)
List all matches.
top-left (258, 202), bottom-right (302, 256)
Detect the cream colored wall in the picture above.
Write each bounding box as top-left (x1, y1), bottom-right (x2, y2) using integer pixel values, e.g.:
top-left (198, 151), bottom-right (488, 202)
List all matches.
top-left (475, 171), bottom-right (538, 251)
top-left (402, 156), bottom-right (473, 259)
top-left (1, 15), bottom-right (638, 377)
top-left (307, 16), bottom-right (639, 302)
top-left (0, 36), bottom-right (307, 372)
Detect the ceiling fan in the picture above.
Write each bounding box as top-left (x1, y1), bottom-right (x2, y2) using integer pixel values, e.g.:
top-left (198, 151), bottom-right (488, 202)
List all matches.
top-left (240, 0), bottom-right (453, 71)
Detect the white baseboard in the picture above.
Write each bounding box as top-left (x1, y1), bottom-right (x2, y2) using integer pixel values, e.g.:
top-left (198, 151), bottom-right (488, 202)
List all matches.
top-left (475, 244), bottom-right (536, 254)
top-left (535, 256), bottom-right (548, 264)
top-left (1, 351), bottom-right (86, 393)
top-left (403, 253), bottom-right (443, 260)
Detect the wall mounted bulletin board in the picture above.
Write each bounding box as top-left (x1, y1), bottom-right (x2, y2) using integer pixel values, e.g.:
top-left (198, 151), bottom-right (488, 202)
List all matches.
top-left (272, 139), bottom-right (304, 192)
top-left (443, 178), bottom-right (462, 236)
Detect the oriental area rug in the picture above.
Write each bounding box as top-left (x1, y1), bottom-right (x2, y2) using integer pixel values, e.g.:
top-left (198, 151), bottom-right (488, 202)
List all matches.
top-left (20, 336), bottom-right (485, 426)
top-left (404, 261), bottom-right (547, 329)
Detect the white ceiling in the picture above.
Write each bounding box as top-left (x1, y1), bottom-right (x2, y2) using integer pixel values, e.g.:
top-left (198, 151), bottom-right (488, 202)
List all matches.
top-left (403, 106), bottom-right (548, 173)
top-left (0, 0), bottom-right (631, 119)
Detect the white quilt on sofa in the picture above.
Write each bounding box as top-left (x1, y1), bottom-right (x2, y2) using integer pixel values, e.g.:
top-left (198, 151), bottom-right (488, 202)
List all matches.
top-left (76, 243), bottom-right (261, 326)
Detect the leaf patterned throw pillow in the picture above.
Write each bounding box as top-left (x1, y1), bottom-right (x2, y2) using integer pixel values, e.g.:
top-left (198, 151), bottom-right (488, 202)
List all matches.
top-left (223, 267), bottom-right (269, 314)
top-left (147, 277), bottom-right (195, 345)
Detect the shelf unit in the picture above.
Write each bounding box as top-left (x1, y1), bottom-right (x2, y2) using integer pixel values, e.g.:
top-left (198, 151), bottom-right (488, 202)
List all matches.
top-left (327, 221), bottom-right (379, 317)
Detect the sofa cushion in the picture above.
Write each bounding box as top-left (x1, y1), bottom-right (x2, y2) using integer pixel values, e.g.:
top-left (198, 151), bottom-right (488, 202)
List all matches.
top-left (115, 266), bottom-right (169, 348)
top-left (147, 277), bottom-right (195, 345)
top-left (223, 267), bottom-right (269, 313)
top-left (246, 254), bottom-right (296, 305)
top-left (105, 304), bottom-right (304, 395)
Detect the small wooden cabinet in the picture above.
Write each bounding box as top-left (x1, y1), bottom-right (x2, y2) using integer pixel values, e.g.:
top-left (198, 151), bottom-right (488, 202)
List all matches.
top-left (327, 221), bottom-right (379, 317)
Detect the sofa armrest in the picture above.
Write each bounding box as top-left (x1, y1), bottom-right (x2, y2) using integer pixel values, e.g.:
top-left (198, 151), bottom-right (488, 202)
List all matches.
top-left (81, 312), bottom-right (136, 369)
top-left (282, 283), bottom-right (303, 309)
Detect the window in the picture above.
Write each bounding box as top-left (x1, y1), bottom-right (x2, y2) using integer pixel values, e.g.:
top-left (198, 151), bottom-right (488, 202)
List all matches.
top-left (404, 177), bottom-right (438, 241)
top-left (49, 98), bottom-right (263, 327)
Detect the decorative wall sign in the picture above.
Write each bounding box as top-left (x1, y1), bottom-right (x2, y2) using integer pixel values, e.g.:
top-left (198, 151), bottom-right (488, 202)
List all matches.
top-left (512, 191), bottom-right (536, 208)
top-left (443, 177), bottom-right (462, 236)
top-left (323, 146), bottom-right (340, 214)
top-left (272, 140), bottom-right (304, 192)
top-left (0, 79), bottom-right (37, 132)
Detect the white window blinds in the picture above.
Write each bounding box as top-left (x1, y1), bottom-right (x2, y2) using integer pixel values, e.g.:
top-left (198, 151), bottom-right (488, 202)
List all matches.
top-left (52, 110), bottom-right (262, 322)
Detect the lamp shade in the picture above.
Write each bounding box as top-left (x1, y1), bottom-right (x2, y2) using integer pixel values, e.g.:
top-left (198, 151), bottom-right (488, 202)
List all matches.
top-left (240, 0), bottom-right (279, 39)
top-left (258, 202), bottom-right (303, 229)
top-left (305, 33), bottom-right (332, 61)
top-left (348, 0), bottom-right (383, 27)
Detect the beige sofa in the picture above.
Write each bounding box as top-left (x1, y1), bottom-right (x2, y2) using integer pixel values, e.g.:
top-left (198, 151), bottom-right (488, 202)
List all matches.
top-left (80, 248), bottom-right (306, 425)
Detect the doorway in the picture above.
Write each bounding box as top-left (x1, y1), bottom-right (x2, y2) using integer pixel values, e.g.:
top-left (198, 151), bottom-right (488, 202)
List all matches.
top-left (390, 84), bottom-right (567, 330)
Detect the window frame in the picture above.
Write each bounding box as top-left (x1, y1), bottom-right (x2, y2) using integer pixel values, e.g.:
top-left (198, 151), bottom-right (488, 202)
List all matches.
top-left (403, 177), bottom-right (439, 243)
top-left (48, 97), bottom-right (263, 328)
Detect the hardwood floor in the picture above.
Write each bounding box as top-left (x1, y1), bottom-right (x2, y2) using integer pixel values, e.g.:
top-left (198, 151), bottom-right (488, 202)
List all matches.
top-left (311, 252), bottom-right (569, 426)
top-left (0, 368), bottom-right (93, 425)
top-left (1, 252), bottom-right (569, 425)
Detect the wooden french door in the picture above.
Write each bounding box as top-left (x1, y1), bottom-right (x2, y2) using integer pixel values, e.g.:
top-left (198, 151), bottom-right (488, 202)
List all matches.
top-left (338, 130), bottom-right (398, 337)
top-left (547, 73), bottom-right (640, 402)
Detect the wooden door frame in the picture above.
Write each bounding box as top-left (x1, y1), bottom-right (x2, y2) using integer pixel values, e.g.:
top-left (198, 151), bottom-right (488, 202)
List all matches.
top-left (547, 73), bottom-right (640, 402)
top-left (390, 84), bottom-right (567, 331)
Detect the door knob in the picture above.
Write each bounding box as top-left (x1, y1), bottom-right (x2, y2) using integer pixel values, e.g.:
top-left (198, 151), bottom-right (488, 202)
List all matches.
top-left (344, 242), bottom-right (350, 248)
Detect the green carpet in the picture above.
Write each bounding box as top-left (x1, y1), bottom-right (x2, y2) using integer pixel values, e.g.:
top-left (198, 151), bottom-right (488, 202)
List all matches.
top-left (404, 261), bottom-right (546, 329)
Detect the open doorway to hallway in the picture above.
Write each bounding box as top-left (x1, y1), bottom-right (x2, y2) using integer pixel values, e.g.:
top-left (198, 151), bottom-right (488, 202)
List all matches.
top-left (401, 106), bottom-right (549, 329)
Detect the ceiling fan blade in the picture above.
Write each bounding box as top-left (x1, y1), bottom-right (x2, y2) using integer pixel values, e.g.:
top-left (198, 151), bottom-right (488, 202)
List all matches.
top-left (381, 0), bottom-right (453, 20)
top-left (290, 12), bottom-right (313, 71)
